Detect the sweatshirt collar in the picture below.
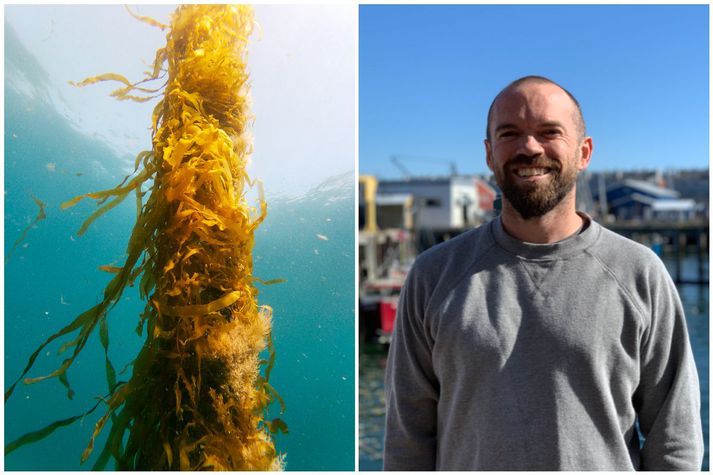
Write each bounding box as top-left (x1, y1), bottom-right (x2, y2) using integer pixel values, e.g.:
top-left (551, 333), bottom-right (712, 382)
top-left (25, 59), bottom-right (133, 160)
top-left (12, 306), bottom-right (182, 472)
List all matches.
top-left (490, 212), bottom-right (600, 260)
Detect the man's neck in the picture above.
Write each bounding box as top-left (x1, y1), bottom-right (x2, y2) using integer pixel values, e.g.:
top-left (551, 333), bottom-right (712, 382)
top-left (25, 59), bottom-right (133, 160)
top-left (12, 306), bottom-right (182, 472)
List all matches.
top-left (500, 197), bottom-right (583, 244)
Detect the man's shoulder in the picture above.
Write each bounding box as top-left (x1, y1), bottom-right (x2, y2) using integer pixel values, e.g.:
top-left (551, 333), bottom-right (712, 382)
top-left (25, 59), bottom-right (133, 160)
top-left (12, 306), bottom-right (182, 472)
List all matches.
top-left (412, 220), bottom-right (495, 276)
top-left (587, 221), bottom-right (669, 282)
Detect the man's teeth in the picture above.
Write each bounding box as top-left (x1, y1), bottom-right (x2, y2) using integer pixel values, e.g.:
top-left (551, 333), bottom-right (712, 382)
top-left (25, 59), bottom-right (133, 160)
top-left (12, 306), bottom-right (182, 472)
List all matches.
top-left (516, 168), bottom-right (550, 177)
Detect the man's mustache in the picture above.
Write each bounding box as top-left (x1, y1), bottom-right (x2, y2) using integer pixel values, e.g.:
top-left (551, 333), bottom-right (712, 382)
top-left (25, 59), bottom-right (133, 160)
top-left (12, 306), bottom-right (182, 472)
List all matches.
top-left (505, 155), bottom-right (561, 172)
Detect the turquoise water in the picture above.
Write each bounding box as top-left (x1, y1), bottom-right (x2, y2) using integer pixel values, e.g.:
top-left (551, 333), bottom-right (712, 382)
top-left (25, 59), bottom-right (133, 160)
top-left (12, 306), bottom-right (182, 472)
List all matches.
top-left (4, 25), bottom-right (355, 471)
top-left (359, 255), bottom-right (710, 470)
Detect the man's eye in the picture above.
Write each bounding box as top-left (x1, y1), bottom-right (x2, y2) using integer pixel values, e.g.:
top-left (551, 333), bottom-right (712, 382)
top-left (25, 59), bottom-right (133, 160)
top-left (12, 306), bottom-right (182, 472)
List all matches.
top-left (542, 129), bottom-right (561, 137)
top-left (498, 131), bottom-right (516, 138)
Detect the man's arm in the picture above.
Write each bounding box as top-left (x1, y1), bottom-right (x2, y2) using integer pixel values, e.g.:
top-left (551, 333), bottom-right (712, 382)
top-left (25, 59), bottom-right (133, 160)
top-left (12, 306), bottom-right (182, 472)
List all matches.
top-left (634, 263), bottom-right (703, 470)
top-left (383, 270), bottom-right (439, 470)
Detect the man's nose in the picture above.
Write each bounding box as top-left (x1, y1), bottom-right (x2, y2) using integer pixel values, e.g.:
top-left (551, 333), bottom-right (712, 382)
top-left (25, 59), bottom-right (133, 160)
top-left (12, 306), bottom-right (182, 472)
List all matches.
top-left (517, 134), bottom-right (545, 156)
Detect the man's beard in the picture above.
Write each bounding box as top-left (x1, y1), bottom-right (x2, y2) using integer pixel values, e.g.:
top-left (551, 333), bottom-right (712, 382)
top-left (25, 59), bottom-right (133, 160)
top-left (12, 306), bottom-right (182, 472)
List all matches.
top-left (494, 155), bottom-right (578, 220)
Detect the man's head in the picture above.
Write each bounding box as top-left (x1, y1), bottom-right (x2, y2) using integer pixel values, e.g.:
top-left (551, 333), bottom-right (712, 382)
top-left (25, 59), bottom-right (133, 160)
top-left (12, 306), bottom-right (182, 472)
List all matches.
top-left (486, 76), bottom-right (586, 141)
top-left (484, 76), bottom-right (593, 220)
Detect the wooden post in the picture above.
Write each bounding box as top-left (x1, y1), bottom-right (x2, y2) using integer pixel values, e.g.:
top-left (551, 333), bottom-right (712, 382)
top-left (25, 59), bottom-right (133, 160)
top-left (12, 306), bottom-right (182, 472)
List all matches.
top-left (699, 231), bottom-right (707, 284)
top-left (676, 231), bottom-right (685, 283)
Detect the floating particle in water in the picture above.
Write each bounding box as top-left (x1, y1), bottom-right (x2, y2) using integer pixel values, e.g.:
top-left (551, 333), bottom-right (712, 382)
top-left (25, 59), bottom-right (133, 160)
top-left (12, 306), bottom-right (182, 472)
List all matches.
top-left (45, 163), bottom-right (56, 172)
top-left (98, 265), bottom-right (122, 274)
top-left (314, 249), bottom-right (319, 255)
top-left (60, 296), bottom-right (69, 306)
top-left (42, 19), bottom-right (55, 42)
top-left (12, 133), bottom-right (18, 139)
top-left (316, 233), bottom-right (328, 241)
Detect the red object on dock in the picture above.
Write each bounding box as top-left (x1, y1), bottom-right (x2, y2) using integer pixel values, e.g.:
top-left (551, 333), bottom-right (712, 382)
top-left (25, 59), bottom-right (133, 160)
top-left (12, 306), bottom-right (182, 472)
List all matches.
top-left (380, 297), bottom-right (399, 334)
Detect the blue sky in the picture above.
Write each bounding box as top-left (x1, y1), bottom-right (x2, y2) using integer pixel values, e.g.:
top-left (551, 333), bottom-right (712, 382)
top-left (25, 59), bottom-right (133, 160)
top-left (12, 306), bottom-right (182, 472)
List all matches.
top-left (359, 4), bottom-right (709, 179)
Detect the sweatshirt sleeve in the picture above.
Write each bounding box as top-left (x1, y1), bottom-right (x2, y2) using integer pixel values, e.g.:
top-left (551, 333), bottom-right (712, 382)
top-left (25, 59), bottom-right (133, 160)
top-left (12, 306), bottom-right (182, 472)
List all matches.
top-left (634, 262), bottom-right (703, 470)
top-left (383, 267), bottom-right (439, 470)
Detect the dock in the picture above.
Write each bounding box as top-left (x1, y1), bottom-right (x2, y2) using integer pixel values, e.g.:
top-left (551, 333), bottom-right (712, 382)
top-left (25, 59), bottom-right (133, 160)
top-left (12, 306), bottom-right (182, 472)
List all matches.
top-left (602, 220), bottom-right (708, 285)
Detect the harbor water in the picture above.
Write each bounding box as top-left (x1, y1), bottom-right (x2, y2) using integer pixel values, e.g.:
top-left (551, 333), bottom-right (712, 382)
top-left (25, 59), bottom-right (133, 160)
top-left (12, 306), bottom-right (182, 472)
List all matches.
top-left (359, 254), bottom-right (710, 470)
top-left (4, 19), bottom-right (355, 471)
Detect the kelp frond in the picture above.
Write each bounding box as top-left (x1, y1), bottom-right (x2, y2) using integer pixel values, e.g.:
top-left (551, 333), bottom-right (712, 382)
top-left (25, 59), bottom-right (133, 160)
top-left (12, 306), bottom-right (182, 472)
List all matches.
top-left (5, 193), bottom-right (46, 262)
top-left (6, 5), bottom-right (285, 470)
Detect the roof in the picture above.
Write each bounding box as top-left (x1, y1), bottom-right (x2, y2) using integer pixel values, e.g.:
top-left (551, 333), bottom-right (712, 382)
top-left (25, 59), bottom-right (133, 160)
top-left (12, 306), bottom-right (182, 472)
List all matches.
top-left (609, 192), bottom-right (696, 211)
top-left (379, 175), bottom-right (490, 187)
top-left (609, 192), bottom-right (656, 208)
top-left (651, 199), bottom-right (697, 211)
top-left (607, 179), bottom-right (679, 199)
top-left (376, 193), bottom-right (412, 205)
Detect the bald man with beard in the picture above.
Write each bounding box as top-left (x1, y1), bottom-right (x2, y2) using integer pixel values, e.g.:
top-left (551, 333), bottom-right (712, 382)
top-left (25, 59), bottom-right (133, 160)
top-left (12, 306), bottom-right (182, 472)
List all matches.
top-left (383, 76), bottom-right (703, 471)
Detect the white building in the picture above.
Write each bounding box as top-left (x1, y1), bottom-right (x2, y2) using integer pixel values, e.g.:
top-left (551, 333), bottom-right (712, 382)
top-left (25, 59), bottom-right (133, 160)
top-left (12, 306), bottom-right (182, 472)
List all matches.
top-left (376, 175), bottom-right (496, 230)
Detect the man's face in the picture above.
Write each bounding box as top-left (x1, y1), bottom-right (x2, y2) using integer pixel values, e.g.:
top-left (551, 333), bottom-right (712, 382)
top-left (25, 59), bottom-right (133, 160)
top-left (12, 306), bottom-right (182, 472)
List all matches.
top-left (484, 82), bottom-right (592, 219)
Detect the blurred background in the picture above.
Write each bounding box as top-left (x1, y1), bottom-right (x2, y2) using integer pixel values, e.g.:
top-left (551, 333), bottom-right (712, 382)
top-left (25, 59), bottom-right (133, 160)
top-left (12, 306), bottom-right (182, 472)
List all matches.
top-left (358, 4), bottom-right (709, 470)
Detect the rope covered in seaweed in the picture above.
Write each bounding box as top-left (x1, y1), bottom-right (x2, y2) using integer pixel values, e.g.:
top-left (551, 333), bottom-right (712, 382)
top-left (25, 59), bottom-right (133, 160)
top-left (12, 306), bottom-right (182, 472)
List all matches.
top-left (5, 5), bottom-right (285, 470)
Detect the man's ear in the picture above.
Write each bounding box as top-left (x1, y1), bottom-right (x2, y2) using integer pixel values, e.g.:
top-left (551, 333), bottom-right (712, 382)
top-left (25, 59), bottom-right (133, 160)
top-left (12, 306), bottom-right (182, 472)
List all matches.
top-left (578, 136), bottom-right (593, 171)
top-left (484, 139), bottom-right (494, 172)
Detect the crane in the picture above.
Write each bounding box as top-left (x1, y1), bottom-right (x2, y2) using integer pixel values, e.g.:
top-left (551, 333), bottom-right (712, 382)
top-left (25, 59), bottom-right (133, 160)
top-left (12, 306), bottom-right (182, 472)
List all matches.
top-left (389, 154), bottom-right (459, 179)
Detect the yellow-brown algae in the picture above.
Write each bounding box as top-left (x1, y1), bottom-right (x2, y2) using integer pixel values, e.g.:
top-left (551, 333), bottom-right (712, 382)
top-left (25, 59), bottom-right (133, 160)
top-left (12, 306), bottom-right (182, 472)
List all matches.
top-left (6, 5), bottom-right (285, 470)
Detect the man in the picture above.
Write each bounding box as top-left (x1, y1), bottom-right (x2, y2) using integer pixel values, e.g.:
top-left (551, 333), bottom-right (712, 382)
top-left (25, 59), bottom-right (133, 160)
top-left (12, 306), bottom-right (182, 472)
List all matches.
top-left (383, 76), bottom-right (703, 470)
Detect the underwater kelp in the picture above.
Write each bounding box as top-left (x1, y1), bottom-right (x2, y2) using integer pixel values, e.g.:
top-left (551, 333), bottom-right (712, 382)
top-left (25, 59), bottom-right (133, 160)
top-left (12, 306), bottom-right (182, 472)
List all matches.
top-left (6, 5), bottom-right (286, 470)
top-left (5, 193), bottom-right (46, 262)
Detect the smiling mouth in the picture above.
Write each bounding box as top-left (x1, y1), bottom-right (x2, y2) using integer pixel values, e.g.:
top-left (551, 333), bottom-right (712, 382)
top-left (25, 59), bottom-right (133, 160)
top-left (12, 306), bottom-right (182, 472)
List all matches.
top-left (514, 167), bottom-right (552, 178)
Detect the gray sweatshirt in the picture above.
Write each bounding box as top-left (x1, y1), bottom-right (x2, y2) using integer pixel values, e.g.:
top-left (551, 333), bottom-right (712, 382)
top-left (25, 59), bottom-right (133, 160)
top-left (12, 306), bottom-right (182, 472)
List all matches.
top-left (384, 215), bottom-right (703, 470)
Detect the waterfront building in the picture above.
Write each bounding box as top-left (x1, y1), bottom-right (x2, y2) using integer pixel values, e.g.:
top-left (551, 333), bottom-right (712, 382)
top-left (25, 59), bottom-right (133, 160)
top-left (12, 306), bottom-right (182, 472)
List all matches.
top-left (373, 175), bottom-right (496, 231)
top-left (594, 178), bottom-right (699, 222)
